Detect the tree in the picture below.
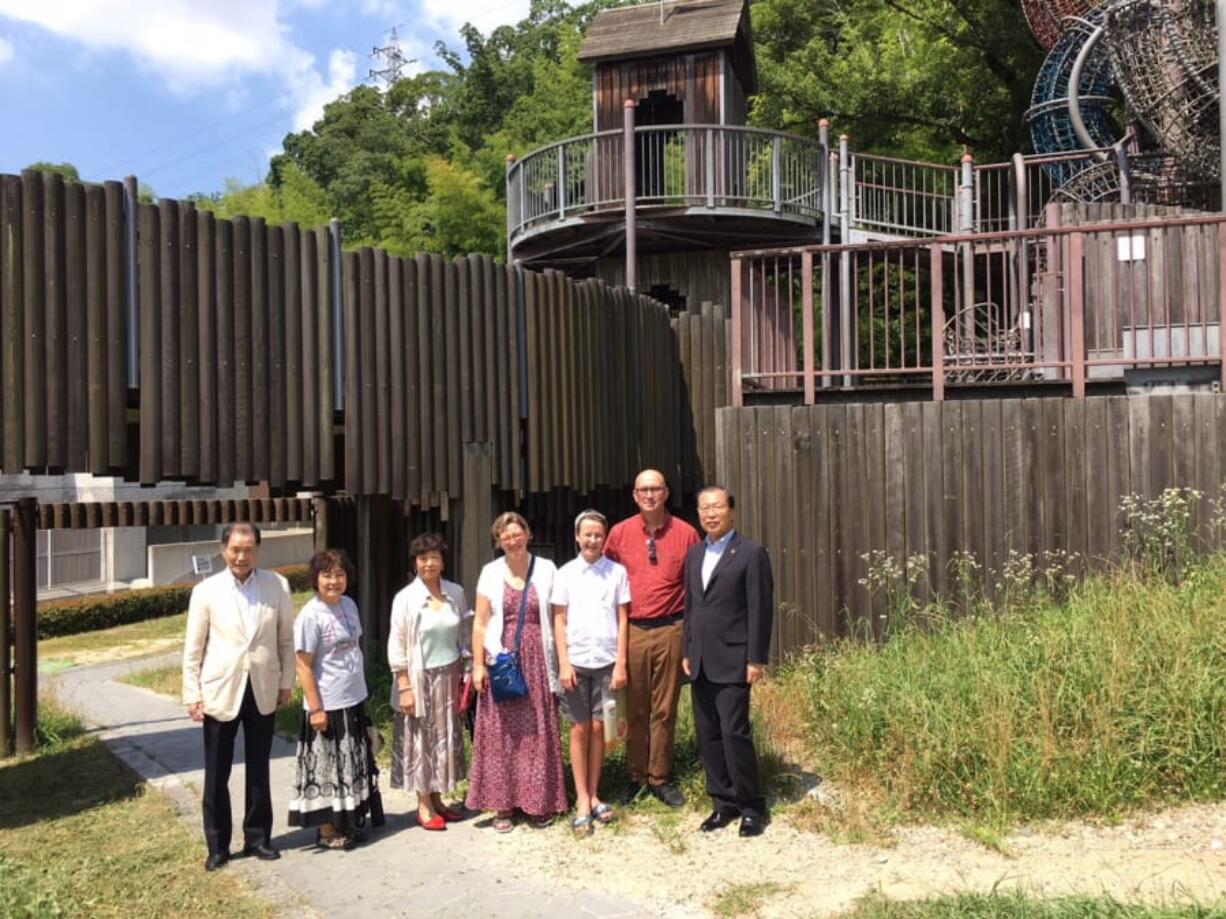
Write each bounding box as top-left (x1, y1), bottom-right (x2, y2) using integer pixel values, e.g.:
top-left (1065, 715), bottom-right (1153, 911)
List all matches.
top-left (750, 0), bottom-right (1044, 162)
top-left (26, 161), bottom-right (80, 181)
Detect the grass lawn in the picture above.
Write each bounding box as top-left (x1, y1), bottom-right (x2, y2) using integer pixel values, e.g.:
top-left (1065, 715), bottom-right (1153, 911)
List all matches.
top-left (39, 612), bottom-right (188, 670)
top-left (836, 893), bottom-right (1226, 919)
top-left (41, 591), bottom-right (317, 673)
top-left (0, 699), bottom-right (271, 918)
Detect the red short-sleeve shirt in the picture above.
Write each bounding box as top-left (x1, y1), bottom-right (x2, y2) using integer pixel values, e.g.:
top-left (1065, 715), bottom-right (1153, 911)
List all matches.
top-left (604, 513), bottom-right (700, 621)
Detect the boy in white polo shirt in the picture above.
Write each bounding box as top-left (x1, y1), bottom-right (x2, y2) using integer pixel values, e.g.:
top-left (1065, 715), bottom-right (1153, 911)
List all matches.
top-left (552, 509), bottom-right (631, 836)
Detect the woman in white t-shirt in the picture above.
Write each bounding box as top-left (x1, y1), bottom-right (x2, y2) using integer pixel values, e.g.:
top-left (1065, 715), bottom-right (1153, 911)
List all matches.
top-left (287, 549), bottom-right (384, 849)
top-left (551, 509), bottom-right (630, 836)
top-left (467, 512), bottom-right (568, 831)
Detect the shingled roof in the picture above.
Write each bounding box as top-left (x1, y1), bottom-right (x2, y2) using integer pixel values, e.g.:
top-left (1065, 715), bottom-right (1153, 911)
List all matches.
top-left (578, 0), bottom-right (751, 64)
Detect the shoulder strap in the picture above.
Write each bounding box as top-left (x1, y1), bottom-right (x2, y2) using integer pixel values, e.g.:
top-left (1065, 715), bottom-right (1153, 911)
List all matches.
top-left (510, 555), bottom-right (536, 654)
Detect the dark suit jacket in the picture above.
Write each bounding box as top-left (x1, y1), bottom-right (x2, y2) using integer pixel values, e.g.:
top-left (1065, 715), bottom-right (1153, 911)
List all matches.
top-left (683, 531), bottom-right (774, 684)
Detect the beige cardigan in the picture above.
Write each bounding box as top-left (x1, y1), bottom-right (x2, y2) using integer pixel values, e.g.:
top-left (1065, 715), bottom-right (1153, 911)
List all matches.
top-left (387, 577), bottom-right (471, 717)
top-left (182, 568), bottom-right (296, 721)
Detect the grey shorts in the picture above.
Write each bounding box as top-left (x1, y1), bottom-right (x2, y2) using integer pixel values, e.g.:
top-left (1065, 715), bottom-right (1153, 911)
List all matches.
top-left (561, 664), bottom-right (613, 724)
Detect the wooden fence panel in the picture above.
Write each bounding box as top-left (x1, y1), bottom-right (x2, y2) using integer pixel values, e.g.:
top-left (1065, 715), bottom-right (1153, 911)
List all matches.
top-left (716, 394), bottom-right (1226, 656)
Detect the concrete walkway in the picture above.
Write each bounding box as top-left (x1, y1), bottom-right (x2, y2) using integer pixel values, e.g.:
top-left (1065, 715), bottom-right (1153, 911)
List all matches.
top-left (52, 654), bottom-right (684, 919)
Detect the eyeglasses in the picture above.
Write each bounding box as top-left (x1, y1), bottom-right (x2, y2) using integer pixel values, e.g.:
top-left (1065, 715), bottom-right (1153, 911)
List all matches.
top-left (646, 536), bottom-right (658, 565)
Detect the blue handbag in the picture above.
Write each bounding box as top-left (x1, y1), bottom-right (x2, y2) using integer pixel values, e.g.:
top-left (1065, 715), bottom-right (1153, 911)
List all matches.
top-left (488, 556), bottom-right (535, 704)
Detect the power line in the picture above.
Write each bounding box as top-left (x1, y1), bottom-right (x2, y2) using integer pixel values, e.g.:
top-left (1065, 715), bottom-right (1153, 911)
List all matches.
top-left (95, 93), bottom-right (289, 178)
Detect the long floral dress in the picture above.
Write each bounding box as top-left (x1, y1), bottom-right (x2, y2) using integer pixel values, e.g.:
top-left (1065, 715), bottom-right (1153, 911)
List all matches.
top-left (465, 582), bottom-right (567, 816)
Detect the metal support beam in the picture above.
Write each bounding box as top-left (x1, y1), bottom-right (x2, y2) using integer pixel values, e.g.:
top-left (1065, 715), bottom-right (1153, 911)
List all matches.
top-left (960, 154), bottom-right (975, 342)
top-left (930, 244), bottom-right (945, 402)
top-left (12, 497), bottom-right (36, 755)
top-left (838, 135), bottom-right (852, 387)
top-left (1069, 232), bottom-right (1086, 398)
top-left (820, 119), bottom-right (832, 388)
top-left (623, 100), bottom-right (637, 293)
top-left (505, 154), bottom-right (517, 263)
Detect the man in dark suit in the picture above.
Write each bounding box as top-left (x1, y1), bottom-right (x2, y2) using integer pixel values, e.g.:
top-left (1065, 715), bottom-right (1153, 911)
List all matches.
top-left (683, 485), bottom-right (773, 837)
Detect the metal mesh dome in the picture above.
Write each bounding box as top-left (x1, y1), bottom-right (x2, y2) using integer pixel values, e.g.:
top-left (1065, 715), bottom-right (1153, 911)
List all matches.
top-left (1023, 0), bottom-right (1107, 50)
top-left (1026, 11), bottom-right (1118, 186)
top-left (1102, 0), bottom-right (1219, 181)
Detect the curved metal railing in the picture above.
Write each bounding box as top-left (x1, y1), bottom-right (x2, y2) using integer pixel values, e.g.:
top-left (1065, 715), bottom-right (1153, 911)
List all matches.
top-left (507, 124), bottom-right (826, 247)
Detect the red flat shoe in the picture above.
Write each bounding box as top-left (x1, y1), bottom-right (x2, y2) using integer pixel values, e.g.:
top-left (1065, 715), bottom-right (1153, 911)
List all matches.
top-left (437, 806), bottom-right (464, 822)
top-left (419, 814), bottom-right (446, 831)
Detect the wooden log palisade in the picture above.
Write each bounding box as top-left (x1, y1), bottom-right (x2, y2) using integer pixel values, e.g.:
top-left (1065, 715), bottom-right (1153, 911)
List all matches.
top-left (0, 168), bottom-right (731, 753)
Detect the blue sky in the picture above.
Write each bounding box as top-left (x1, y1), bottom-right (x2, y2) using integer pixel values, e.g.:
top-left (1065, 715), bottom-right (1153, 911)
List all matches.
top-left (0, 0), bottom-right (532, 200)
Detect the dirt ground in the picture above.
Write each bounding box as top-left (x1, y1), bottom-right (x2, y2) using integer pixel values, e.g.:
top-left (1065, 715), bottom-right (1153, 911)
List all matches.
top-left (506, 796), bottom-right (1226, 918)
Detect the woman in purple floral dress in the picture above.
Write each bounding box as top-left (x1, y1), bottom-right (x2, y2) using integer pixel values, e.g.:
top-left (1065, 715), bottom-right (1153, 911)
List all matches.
top-left (467, 512), bottom-right (567, 831)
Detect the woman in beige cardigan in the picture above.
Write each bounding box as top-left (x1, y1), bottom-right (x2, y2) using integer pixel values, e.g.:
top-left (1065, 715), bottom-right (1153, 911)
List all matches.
top-left (387, 532), bottom-right (472, 831)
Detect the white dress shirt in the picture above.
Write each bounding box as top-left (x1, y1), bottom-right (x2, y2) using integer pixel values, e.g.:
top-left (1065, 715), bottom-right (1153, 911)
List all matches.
top-left (701, 530), bottom-right (735, 591)
top-left (551, 555), bottom-right (631, 669)
top-left (231, 570), bottom-right (262, 635)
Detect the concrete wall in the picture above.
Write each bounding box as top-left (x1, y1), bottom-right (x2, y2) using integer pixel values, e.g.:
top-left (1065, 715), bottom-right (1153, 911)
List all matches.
top-left (145, 528), bottom-right (314, 587)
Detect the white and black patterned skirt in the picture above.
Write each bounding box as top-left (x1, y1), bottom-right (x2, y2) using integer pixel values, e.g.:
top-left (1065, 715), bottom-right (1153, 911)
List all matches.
top-left (287, 702), bottom-right (385, 832)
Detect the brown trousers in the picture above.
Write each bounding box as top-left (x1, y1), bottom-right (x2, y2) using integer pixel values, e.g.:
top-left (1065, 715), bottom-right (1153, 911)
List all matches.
top-left (626, 618), bottom-right (685, 786)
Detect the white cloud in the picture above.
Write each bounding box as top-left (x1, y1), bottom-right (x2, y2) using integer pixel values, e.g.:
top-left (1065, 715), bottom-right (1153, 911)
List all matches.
top-left (0, 35), bottom-right (12, 64)
top-left (359, 0), bottom-right (401, 16)
top-left (0, 1), bottom-right (358, 128)
top-left (418, 0), bottom-right (533, 38)
top-left (292, 47), bottom-right (357, 130)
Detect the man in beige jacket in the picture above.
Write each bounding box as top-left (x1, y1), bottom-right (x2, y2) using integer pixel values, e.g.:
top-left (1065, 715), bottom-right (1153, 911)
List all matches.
top-left (182, 522), bottom-right (295, 871)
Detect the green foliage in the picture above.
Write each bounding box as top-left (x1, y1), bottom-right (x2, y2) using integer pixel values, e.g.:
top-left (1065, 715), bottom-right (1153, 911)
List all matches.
top-left (37, 585), bottom-right (193, 640)
top-left (785, 555), bottom-right (1226, 825)
top-left (196, 0), bottom-right (1046, 253)
top-left (35, 565), bottom-right (309, 639)
top-left (25, 161), bottom-right (80, 181)
top-left (839, 892), bottom-right (1226, 918)
top-left (192, 162), bottom-right (332, 229)
top-left (750, 0), bottom-right (1043, 162)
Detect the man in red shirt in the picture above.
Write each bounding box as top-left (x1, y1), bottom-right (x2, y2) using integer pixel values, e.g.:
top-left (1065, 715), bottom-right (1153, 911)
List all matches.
top-left (604, 468), bottom-right (700, 807)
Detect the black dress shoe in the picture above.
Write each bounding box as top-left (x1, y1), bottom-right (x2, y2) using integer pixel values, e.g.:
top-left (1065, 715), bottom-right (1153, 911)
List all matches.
top-left (649, 783), bottom-right (685, 808)
top-left (239, 841), bottom-right (281, 861)
top-left (203, 852), bottom-right (229, 872)
top-left (738, 814), bottom-right (768, 837)
top-left (699, 810), bottom-right (737, 832)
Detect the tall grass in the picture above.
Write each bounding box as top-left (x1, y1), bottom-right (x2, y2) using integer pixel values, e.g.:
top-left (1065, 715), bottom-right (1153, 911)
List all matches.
top-left (783, 555), bottom-right (1226, 824)
top-left (839, 892), bottom-right (1226, 918)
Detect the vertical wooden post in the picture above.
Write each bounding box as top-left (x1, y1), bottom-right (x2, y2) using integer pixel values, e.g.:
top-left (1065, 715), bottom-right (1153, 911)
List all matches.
top-left (12, 497), bottom-right (36, 755)
top-left (730, 257), bottom-right (743, 406)
top-left (1069, 231), bottom-right (1086, 398)
top-left (623, 100), bottom-right (637, 293)
top-left (802, 250), bottom-right (815, 405)
top-left (460, 442), bottom-right (495, 601)
top-left (313, 495), bottom-right (330, 552)
top-left (123, 175), bottom-right (139, 389)
top-left (930, 244), bottom-right (945, 402)
top-left (0, 506), bottom-right (10, 757)
top-left (1219, 218), bottom-right (1226, 392)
